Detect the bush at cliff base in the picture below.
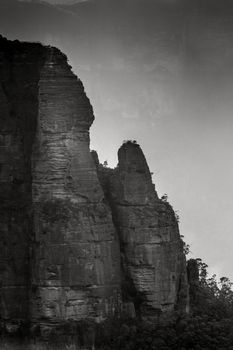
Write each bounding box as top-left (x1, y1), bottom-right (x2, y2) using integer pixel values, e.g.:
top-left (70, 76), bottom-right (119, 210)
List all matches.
top-left (94, 259), bottom-right (233, 350)
top-left (94, 314), bottom-right (233, 350)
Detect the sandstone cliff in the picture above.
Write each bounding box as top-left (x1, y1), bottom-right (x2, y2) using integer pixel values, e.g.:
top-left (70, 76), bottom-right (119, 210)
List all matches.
top-left (0, 36), bottom-right (188, 329)
top-left (0, 36), bottom-right (121, 326)
top-left (95, 142), bottom-right (189, 317)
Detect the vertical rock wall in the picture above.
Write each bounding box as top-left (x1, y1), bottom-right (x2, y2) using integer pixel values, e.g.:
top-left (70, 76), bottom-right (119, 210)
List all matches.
top-left (31, 47), bottom-right (121, 323)
top-left (0, 37), bottom-right (121, 325)
top-left (0, 36), bottom-right (188, 327)
top-left (97, 142), bottom-right (189, 317)
top-left (0, 38), bottom-right (46, 321)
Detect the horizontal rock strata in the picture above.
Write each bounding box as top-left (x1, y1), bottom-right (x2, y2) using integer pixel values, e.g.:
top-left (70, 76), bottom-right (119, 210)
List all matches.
top-left (31, 46), bottom-right (122, 323)
top-left (96, 142), bottom-right (189, 317)
top-left (0, 36), bottom-right (188, 329)
top-left (0, 36), bottom-right (121, 325)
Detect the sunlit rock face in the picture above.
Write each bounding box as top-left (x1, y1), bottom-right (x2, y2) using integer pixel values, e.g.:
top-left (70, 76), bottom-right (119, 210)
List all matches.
top-left (31, 46), bottom-right (122, 323)
top-left (97, 142), bottom-right (189, 317)
top-left (32, 46), bottom-right (122, 323)
top-left (0, 36), bottom-right (121, 324)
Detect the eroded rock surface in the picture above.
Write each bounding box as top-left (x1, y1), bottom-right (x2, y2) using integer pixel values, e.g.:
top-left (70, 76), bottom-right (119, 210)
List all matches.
top-left (0, 36), bottom-right (188, 328)
top-left (0, 37), bottom-right (46, 321)
top-left (0, 36), bottom-right (121, 325)
top-left (97, 142), bottom-right (189, 317)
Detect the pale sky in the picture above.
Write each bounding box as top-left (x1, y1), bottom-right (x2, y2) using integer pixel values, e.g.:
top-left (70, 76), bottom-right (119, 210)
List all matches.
top-left (1, 0), bottom-right (233, 281)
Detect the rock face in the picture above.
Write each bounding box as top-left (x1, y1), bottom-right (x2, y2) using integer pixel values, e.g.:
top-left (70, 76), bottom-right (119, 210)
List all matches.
top-left (0, 38), bottom-right (46, 322)
top-left (31, 46), bottom-right (122, 323)
top-left (96, 142), bottom-right (189, 317)
top-left (0, 36), bottom-right (121, 325)
top-left (0, 36), bottom-right (188, 327)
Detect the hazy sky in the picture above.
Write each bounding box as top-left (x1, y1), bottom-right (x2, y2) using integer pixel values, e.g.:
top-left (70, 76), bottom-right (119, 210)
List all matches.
top-left (1, 0), bottom-right (233, 281)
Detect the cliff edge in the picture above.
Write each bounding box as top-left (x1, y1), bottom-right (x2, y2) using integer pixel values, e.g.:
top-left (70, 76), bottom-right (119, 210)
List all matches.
top-left (0, 36), bottom-right (188, 329)
top-left (0, 35), bottom-right (121, 326)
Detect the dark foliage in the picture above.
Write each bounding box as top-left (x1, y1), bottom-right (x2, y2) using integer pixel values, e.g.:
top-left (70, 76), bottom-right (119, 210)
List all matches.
top-left (95, 313), bottom-right (233, 350)
top-left (189, 259), bottom-right (233, 320)
top-left (94, 259), bottom-right (233, 350)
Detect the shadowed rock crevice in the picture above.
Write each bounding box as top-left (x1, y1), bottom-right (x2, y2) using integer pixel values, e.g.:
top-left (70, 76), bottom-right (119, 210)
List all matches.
top-left (0, 36), bottom-right (47, 321)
